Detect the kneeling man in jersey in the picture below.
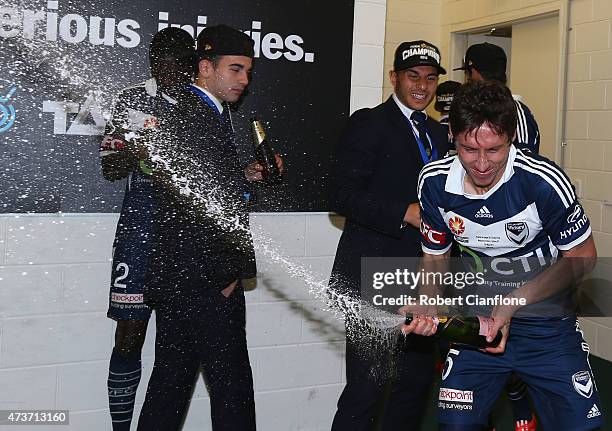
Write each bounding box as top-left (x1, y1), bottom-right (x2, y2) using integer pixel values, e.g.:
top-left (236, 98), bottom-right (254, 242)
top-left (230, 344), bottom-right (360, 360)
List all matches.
top-left (408, 80), bottom-right (603, 430)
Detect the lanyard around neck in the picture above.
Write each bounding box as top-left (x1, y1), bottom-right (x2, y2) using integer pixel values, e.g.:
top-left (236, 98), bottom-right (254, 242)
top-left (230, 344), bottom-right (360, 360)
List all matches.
top-left (407, 116), bottom-right (438, 164)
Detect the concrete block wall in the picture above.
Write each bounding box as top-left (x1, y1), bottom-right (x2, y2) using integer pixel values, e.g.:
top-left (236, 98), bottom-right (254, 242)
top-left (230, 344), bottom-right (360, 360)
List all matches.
top-left (563, 0), bottom-right (612, 361)
top-left (0, 214), bottom-right (349, 430)
top-left (352, 0), bottom-right (387, 112)
top-left (0, 1), bottom-right (386, 430)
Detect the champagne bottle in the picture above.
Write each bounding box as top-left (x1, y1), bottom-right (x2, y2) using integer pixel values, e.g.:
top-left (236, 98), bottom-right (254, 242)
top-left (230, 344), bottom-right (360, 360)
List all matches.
top-left (251, 116), bottom-right (280, 180)
top-left (124, 130), bottom-right (154, 175)
top-left (404, 314), bottom-right (503, 348)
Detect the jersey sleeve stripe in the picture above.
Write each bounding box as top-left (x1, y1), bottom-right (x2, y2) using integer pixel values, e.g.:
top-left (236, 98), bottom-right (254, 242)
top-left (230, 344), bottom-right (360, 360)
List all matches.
top-left (515, 151), bottom-right (575, 205)
top-left (420, 156), bottom-right (455, 175)
top-left (418, 165), bottom-right (452, 201)
top-left (557, 226), bottom-right (592, 251)
top-left (417, 158), bottom-right (454, 194)
top-left (515, 162), bottom-right (572, 208)
top-left (422, 243), bottom-right (452, 255)
top-left (516, 151), bottom-right (575, 201)
top-left (515, 101), bottom-right (528, 144)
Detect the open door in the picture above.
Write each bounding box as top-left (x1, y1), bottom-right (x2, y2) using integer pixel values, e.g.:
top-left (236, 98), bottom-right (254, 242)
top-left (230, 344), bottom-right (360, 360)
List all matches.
top-left (450, 14), bottom-right (560, 160)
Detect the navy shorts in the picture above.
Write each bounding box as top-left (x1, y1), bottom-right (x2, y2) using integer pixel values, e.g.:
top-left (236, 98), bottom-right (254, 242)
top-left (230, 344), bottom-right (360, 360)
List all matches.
top-left (438, 317), bottom-right (603, 430)
top-left (107, 188), bottom-right (154, 321)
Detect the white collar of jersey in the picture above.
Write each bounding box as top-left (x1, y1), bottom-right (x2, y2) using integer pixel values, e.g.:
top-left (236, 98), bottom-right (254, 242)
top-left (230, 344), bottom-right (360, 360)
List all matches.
top-left (191, 84), bottom-right (223, 114)
top-left (392, 93), bottom-right (427, 122)
top-left (144, 77), bottom-right (178, 105)
top-left (445, 144), bottom-right (517, 198)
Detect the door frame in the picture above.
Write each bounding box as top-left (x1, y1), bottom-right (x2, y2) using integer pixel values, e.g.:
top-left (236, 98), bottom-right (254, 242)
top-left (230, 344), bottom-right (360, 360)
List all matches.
top-left (447, 1), bottom-right (571, 165)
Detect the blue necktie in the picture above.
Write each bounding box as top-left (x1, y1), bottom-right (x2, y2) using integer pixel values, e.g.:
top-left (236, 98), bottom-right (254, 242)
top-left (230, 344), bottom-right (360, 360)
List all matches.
top-left (220, 105), bottom-right (233, 133)
top-left (410, 111), bottom-right (432, 158)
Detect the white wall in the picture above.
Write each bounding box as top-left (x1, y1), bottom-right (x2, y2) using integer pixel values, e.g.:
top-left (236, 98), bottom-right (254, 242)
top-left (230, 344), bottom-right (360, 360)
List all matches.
top-left (563, 0), bottom-right (612, 361)
top-left (0, 1), bottom-right (386, 430)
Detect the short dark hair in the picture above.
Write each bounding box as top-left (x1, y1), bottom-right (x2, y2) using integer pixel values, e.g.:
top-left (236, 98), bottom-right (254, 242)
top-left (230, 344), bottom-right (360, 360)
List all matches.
top-left (449, 80), bottom-right (517, 140)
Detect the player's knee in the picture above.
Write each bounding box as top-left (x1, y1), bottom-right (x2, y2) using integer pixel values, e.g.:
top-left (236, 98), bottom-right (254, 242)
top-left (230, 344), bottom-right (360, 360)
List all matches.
top-left (114, 321), bottom-right (148, 356)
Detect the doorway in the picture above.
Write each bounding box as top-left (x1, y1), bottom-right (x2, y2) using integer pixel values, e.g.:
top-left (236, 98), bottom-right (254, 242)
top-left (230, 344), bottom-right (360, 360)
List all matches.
top-left (450, 14), bottom-right (560, 160)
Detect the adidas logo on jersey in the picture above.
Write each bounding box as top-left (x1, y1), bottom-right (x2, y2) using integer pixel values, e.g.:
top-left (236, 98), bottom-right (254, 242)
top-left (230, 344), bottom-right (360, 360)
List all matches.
top-left (587, 404), bottom-right (601, 419)
top-left (475, 206), bottom-right (493, 218)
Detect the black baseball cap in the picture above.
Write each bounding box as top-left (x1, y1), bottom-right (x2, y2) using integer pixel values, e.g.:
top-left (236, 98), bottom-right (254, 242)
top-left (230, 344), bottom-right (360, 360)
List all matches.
top-left (453, 43), bottom-right (507, 79)
top-left (196, 24), bottom-right (255, 61)
top-left (394, 40), bottom-right (446, 74)
top-left (435, 80), bottom-right (461, 112)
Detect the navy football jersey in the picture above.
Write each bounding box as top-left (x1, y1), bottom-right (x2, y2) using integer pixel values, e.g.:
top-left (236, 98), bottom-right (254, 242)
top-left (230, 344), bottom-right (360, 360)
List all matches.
top-left (100, 78), bottom-right (177, 184)
top-left (514, 99), bottom-right (540, 154)
top-left (101, 78), bottom-right (178, 320)
top-left (418, 146), bottom-right (590, 312)
top-left (421, 147), bottom-right (602, 431)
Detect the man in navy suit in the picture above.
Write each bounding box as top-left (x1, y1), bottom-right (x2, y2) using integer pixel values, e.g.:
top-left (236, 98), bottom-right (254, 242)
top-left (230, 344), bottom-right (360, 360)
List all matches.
top-left (330, 40), bottom-right (450, 431)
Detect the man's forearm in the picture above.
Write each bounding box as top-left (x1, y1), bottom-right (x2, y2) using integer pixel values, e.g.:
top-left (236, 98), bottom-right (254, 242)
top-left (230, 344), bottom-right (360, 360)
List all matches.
top-left (419, 251), bottom-right (450, 302)
top-left (507, 236), bottom-right (597, 308)
top-left (403, 202), bottom-right (420, 229)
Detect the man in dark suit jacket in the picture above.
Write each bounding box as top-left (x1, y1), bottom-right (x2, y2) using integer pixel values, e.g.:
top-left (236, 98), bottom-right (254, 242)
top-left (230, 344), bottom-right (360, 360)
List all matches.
top-left (330, 40), bottom-right (450, 431)
top-left (137, 25), bottom-right (277, 431)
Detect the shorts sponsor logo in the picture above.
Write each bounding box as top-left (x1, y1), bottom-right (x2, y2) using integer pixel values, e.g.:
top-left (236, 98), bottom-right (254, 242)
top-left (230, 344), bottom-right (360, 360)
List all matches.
top-left (420, 221), bottom-right (446, 245)
top-left (439, 388), bottom-right (473, 403)
top-left (438, 388), bottom-right (474, 411)
top-left (572, 370), bottom-right (593, 399)
top-left (505, 221), bottom-right (529, 245)
top-left (111, 293), bottom-right (144, 304)
top-left (449, 216), bottom-right (465, 236)
top-left (438, 387), bottom-right (474, 412)
top-left (587, 404), bottom-right (601, 419)
top-left (438, 401), bottom-right (473, 411)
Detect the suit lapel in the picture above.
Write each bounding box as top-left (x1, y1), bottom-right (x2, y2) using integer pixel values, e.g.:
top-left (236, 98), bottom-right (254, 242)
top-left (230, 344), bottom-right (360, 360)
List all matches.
top-left (383, 97), bottom-right (427, 168)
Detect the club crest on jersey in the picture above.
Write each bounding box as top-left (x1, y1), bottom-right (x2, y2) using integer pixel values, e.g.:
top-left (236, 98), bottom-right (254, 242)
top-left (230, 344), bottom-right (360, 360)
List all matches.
top-left (505, 222), bottom-right (529, 245)
top-left (448, 216), bottom-right (465, 235)
top-left (572, 371), bottom-right (593, 398)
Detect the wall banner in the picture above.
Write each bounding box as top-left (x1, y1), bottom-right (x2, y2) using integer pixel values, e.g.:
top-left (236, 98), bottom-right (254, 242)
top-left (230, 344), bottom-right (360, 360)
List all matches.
top-left (0, 0), bottom-right (354, 212)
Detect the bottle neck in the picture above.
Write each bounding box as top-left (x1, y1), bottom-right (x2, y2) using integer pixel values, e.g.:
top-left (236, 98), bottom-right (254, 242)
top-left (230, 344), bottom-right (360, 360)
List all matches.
top-left (251, 120), bottom-right (266, 147)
